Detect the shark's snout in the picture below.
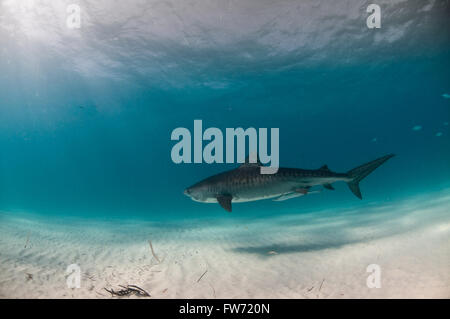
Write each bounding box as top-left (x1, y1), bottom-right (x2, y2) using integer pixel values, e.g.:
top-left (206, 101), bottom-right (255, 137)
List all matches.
top-left (184, 186), bottom-right (202, 201)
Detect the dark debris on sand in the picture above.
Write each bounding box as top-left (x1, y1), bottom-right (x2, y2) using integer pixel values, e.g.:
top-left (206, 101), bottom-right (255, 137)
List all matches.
top-left (104, 285), bottom-right (150, 297)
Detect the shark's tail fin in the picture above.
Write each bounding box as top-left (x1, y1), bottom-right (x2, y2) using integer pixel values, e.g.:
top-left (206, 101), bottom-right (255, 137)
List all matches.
top-left (347, 154), bottom-right (395, 199)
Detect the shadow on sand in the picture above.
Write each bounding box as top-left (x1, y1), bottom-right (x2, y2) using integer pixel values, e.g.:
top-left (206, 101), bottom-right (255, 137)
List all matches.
top-left (231, 237), bottom-right (368, 256)
top-left (230, 193), bottom-right (450, 257)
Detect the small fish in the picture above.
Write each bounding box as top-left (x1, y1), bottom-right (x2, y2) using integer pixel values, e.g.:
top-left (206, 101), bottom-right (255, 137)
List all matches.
top-left (442, 93), bottom-right (450, 99)
top-left (412, 125), bottom-right (422, 131)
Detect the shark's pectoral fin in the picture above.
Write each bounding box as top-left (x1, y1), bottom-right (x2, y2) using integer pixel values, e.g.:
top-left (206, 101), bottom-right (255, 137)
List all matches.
top-left (323, 183), bottom-right (335, 190)
top-left (217, 195), bottom-right (232, 212)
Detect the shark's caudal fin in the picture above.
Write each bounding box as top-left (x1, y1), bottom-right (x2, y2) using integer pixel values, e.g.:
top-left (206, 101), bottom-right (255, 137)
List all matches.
top-left (347, 154), bottom-right (395, 199)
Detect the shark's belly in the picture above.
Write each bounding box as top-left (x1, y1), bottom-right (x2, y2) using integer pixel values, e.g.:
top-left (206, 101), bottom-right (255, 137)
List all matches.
top-left (230, 182), bottom-right (295, 203)
top-left (231, 194), bottom-right (281, 203)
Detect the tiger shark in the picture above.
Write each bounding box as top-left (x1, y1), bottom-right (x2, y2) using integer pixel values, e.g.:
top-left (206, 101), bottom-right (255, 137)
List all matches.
top-left (183, 154), bottom-right (395, 212)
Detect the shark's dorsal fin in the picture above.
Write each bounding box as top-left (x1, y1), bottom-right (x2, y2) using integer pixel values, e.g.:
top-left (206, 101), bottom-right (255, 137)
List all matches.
top-left (239, 154), bottom-right (262, 169)
top-left (217, 195), bottom-right (232, 212)
top-left (319, 165), bottom-right (330, 171)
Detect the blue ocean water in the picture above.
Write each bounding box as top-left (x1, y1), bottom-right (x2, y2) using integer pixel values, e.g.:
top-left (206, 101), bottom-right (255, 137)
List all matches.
top-left (0, 0), bottom-right (449, 223)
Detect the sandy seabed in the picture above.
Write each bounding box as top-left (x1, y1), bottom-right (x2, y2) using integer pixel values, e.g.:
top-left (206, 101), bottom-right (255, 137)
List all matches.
top-left (0, 191), bottom-right (449, 299)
